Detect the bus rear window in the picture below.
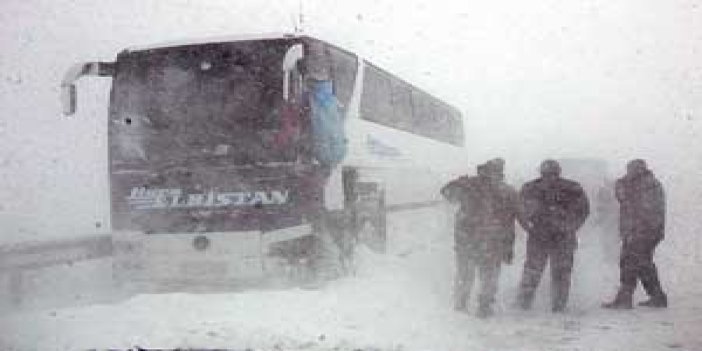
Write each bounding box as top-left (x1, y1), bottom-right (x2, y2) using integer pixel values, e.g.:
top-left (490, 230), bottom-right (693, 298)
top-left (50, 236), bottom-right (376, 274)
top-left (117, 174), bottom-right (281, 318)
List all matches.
top-left (109, 39), bottom-right (300, 167)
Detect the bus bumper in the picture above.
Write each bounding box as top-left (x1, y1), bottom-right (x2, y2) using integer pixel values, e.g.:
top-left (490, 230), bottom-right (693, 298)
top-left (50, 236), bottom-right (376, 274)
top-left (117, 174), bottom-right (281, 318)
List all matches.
top-left (111, 224), bottom-right (314, 292)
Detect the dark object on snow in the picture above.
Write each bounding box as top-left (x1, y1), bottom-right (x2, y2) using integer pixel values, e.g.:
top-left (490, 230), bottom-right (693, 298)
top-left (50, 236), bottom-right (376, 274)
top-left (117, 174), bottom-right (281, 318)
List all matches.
top-left (603, 159), bottom-right (667, 310)
top-left (517, 159), bottom-right (590, 312)
top-left (441, 158), bottom-right (520, 317)
top-left (639, 294), bottom-right (668, 307)
top-left (602, 289), bottom-right (634, 309)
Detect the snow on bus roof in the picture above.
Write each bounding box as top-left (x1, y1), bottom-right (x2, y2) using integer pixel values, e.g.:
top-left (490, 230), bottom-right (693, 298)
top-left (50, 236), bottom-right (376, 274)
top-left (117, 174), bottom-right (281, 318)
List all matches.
top-left (125, 32), bottom-right (303, 52)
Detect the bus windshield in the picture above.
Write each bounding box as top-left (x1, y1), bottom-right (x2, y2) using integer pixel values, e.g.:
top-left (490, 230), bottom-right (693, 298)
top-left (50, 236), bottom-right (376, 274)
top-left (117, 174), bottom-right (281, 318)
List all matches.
top-left (110, 39), bottom-right (301, 167)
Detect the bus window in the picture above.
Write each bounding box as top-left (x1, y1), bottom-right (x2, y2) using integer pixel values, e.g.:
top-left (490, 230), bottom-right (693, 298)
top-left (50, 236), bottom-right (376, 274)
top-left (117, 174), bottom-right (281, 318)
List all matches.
top-left (391, 80), bottom-right (414, 131)
top-left (411, 90), bottom-right (432, 135)
top-left (448, 108), bottom-right (465, 145)
top-left (359, 60), bottom-right (464, 146)
top-left (361, 65), bottom-right (393, 126)
top-left (109, 40), bottom-right (301, 167)
top-left (328, 46), bottom-right (357, 111)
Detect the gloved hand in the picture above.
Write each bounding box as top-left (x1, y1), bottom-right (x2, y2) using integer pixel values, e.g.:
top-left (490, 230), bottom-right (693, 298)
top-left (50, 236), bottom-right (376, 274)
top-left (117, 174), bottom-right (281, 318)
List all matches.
top-left (521, 220), bottom-right (535, 234)
top-left (564, 220), bottom-right (582, 234)
top-left (622, 235), bottom-right (634, 246)
top-left (502, 249), bottom-right (514, 265)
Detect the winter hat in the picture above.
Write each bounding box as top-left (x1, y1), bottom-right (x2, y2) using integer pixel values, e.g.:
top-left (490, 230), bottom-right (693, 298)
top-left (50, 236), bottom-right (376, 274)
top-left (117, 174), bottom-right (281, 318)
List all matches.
top-left (626, 159), bottom-right (648, 175)
top-left (540, 159), bottom-right (561, 176)
top-left (484, 158), bottom-right (504, 174)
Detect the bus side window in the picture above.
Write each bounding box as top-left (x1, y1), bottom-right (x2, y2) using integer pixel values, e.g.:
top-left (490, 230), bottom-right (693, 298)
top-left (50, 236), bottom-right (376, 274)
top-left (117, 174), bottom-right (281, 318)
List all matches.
top-left (360, 62), bottom-right (464, 147)
top-left (391, 80), bottom-right (413, 131)
top-left (328, 47), bottom-right (358, 112)
top-left (361, 65), bottom-right (393, 126)
top-left (433, 106), bottom-right (449, 142)
top-left (411, 90), bottom-right (432, 136)
top-left (448, 109), bottom-right (464, 145)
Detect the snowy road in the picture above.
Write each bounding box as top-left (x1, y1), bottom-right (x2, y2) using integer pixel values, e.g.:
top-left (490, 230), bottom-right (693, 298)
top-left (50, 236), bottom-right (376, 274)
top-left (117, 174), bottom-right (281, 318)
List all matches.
top-left (2, 254), bottom-right (700, 351)
top-left (1, 208), bottom-right (701, 351)
top-left (2, 283), bottom-right (702, 351)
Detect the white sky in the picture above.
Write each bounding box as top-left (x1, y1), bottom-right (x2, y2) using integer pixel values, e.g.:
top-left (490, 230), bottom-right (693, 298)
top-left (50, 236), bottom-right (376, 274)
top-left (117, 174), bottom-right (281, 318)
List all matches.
top-left (0, 0), bottom-right (701, 241)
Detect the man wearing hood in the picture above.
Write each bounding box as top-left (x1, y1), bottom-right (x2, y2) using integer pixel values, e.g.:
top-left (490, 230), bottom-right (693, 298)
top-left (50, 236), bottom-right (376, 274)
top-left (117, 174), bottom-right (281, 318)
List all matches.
top-left (441, 158), bottom-right (520, 318)
top-left (603, 159), bottom-right (667, 309)
top-left (517, 159), bottom-right (590, 312)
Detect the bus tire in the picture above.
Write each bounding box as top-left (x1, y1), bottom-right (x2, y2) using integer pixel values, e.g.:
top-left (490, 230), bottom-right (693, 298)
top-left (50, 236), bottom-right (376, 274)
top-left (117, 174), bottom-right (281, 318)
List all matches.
top-left (311, 214), bottom-right (344, 282)
top-left (356, 189), bottom-right (387, 254)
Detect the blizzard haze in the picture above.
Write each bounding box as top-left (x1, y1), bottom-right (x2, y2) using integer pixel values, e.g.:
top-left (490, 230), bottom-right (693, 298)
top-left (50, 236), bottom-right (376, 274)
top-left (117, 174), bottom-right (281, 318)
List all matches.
top-left (1, 0), bottom-right (700, 240)
top-left (1, 1), bottom-right (702, 350)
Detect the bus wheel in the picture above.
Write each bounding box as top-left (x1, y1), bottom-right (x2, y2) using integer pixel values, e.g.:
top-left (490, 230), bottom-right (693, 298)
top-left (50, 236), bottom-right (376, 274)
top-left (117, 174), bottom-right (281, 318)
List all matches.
top-left (356, 189), bottom-right (387, 254)
top-left (310, 214), bottom-right (344, 282)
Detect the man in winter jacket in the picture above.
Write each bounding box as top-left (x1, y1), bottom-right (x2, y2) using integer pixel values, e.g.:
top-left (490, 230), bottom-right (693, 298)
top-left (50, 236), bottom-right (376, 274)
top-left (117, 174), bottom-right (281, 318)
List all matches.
top-left (603, 159), bottom-right (667, 309)
top-left (441, 158), bottom-right (520, 318)
top-left (517, 159), bottom-right (590, 312)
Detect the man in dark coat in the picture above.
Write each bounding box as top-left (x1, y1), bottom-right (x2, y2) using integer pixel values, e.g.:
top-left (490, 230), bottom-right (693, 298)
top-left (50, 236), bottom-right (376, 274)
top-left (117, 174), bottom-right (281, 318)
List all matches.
top-left (441, 158), bottom-right (520, 318)
top-left (603, 159), bottom-right (667, 309)
top-left (517, 159), bottom-right (590, 312)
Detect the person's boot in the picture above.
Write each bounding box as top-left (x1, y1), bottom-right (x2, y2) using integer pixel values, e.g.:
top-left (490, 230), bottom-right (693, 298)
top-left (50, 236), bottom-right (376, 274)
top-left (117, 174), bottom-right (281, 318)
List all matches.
top-left (639, 293), bottom-right (668, 308)
top-left (640, 268), bottom-right (667, 308)
top-left (551, 286), bottom-right (569, 313)
top-left (552, 302), bottom-right (567, 313)
top-left (517, 290), bottom-right (535, 310)
top-left (476, 302), bottom-right (494, 319)
top-left (454, 297), bottom-right (468, 312)
top-left (602, 289), bottom-right (633, 310)
top-left (453, 282), bottom-right (470, 313)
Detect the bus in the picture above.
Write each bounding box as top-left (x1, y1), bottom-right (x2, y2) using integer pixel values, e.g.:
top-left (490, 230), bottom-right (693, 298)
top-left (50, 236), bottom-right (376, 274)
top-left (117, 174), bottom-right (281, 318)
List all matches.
top-left (61, 33), bottom-right (468, 290)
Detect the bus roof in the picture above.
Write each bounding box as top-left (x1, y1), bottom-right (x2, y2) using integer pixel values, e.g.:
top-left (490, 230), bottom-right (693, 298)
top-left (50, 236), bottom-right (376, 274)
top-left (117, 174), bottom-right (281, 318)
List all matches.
top-left (121, 33), bottom-right (464, 124)
top-left (125, 32), bottom-right (302, 52)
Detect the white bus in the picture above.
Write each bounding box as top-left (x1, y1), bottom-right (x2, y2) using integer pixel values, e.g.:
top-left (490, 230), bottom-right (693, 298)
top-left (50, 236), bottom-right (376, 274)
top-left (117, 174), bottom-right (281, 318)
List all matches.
top-left (61, 33), bottom-right (468, 290)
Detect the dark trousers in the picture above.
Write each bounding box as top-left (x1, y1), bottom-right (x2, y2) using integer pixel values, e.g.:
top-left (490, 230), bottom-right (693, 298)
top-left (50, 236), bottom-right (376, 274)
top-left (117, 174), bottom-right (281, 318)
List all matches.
top-left (455, 247), bottom-right (502, 309)
top-left (518, 234), bottom-right (576, 310)
top-left (618, 237), bottom-right (665, 297)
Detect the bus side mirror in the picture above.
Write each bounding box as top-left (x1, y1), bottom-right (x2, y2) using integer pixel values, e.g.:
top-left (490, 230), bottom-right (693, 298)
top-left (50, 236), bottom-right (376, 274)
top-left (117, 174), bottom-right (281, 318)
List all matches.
top-left (282, 44), bottom-right (304, 101)
top-left (61, 84), bottom-right (77, 115)
top-left (61, 62), bottom-right (115, 116)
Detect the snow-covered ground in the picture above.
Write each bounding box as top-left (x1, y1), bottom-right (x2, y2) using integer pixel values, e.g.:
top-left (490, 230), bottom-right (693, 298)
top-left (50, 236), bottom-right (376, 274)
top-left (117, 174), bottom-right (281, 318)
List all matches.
top-left (2, 207), bottom-right (701, 351)
top-left (1, 2), bottom-right (701, 350)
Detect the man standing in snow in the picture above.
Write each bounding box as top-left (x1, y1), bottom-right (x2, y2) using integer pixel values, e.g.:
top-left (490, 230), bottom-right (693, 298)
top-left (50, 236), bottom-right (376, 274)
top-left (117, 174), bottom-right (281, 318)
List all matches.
top-left (517, 159), bottom-right (590, 312)
top-left (441, 158), bottom-right (520, 318)
top-left (603, 159), bottom-right (667, 309)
